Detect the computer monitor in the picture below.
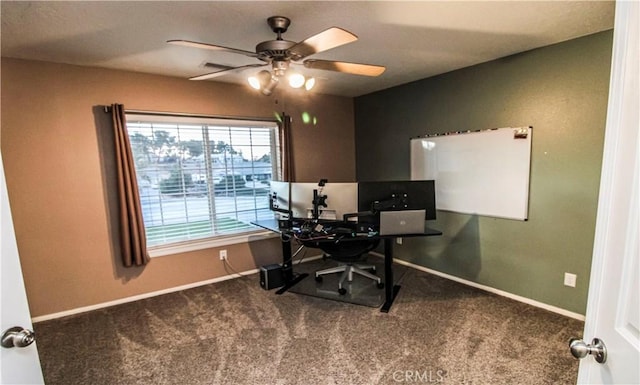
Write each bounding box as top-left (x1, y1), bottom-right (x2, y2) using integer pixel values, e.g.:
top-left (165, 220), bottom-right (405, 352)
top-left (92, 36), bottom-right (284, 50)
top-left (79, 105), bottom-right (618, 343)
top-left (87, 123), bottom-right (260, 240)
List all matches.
top-left (290, 182), bottom-right (358, 221)
top-left (357, 180), bottom-right (436, 220)
top-left (269, 181), bottom-right (291, 219)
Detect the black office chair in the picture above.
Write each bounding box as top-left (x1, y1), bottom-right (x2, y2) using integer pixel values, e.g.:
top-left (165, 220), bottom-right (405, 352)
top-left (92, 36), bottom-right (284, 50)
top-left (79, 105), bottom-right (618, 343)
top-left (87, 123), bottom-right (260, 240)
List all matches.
top-left (313, 238), bottom-right (383, 295)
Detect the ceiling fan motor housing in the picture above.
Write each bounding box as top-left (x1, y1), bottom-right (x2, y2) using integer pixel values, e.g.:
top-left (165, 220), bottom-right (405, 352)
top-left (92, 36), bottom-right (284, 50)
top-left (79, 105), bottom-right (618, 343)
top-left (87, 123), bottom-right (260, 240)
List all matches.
top-left (255, 39), bottom-right (296, 62)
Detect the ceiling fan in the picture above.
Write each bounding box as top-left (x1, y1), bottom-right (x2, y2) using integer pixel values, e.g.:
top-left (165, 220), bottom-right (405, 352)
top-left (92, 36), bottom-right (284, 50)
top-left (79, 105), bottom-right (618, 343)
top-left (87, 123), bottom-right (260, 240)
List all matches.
top-left (167, 16), bottom-right (385, 94)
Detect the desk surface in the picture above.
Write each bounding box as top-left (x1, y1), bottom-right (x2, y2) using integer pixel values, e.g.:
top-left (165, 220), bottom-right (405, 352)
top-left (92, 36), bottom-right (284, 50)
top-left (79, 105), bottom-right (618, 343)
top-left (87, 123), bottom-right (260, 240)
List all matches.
top-left (251, 219), bottom-right (285, 233)
top-left (251, 218), bottom-right (442, 238)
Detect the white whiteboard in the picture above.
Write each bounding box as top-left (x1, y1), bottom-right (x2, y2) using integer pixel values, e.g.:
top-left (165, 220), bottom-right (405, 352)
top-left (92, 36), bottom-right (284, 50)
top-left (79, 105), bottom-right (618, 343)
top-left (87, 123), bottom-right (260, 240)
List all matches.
top-left (410, 127), bottom-right (532, 220)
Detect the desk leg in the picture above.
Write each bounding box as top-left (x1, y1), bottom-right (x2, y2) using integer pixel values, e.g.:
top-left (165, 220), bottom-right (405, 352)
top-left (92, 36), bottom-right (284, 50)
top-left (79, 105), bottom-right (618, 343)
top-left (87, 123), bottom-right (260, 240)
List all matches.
top-left (380, 238), bottom-right (401, 313)
top-left (276, 237), bottom-right (308, 295)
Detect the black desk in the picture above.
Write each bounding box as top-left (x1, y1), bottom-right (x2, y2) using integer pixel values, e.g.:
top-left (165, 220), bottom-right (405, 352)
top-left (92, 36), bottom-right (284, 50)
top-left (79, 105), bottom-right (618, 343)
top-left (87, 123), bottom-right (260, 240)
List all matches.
top-left (251, 219), bottom-right (442, 312)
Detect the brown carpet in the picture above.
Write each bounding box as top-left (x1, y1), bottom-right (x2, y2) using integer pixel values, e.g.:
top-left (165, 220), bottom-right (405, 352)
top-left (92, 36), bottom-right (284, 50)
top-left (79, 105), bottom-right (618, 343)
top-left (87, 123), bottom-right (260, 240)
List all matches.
top-left (34, 264), bottom-right (582, 385)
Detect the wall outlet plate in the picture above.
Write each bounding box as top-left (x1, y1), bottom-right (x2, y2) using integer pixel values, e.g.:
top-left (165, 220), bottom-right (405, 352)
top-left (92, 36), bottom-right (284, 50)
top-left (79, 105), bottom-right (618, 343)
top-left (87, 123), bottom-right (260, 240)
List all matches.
top-left (564, 273), bottom-right (577, 287)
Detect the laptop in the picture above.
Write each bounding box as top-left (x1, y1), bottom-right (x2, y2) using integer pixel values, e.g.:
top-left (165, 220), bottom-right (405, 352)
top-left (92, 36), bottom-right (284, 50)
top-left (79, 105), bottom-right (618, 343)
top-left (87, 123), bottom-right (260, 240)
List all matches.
top-left (379, 209), bottom-right (426, 236)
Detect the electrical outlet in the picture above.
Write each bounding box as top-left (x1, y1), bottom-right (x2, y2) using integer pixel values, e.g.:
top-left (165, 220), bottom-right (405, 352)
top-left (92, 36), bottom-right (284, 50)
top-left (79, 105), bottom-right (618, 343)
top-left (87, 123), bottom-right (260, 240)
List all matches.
top-left (219, 249), bottom-right (227, 261)
top-left (396, 237), bottom-right (403, 245)
top-left (564, 273), bottom-right (577, 287)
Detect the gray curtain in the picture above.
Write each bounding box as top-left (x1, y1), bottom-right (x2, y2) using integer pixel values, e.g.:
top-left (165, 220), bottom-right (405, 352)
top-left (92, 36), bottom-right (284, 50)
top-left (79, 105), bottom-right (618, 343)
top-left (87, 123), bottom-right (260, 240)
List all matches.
top-left (111, 104), bottom-right (150, 266)
top-left (279, 113), bottom-right (295, 182)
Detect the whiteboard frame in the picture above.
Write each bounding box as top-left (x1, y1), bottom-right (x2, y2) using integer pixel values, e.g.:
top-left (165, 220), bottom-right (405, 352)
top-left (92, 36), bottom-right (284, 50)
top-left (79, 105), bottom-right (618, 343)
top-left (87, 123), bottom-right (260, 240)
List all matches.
top-left (410, 127), bottom-right (532, 220)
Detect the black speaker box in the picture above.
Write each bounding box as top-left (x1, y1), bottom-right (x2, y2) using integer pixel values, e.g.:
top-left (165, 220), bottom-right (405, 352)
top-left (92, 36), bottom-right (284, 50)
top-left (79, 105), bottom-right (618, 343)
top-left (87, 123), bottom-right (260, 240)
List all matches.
top-left (260, 264), bottom-right (284, 290)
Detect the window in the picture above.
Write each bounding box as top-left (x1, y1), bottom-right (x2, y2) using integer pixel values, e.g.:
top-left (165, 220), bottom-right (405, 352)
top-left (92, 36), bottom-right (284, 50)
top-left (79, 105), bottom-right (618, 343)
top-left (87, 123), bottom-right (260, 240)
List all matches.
top-left (126, 113), bottom-right (281, 249)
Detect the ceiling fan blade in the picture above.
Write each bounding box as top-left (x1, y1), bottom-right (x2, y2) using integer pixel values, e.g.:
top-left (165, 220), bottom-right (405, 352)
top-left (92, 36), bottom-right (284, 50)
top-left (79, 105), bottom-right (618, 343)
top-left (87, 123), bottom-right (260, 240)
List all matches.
top-left (167, 39), bottom-right (259, 58)
top-left (189, 64), bottom-right (266, 81)
top-left (288, 27), bottom-right (357, 60)
top-left (303, 59), bottom-right (385, 77)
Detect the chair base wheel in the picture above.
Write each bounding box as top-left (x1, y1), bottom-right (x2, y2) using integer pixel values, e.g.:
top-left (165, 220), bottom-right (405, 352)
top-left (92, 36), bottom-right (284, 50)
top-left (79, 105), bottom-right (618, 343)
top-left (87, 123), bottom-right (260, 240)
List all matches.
top-left (315, 275), bottom-right (323, 282)
top-left (338, 288), bottom-right (347, 295)
top-left (377, 282), bottom-right (384, 289)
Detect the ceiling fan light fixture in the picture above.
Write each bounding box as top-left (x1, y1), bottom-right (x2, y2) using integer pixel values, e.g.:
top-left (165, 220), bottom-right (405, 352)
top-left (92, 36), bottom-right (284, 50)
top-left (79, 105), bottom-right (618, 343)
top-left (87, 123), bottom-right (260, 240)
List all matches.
top-left (249, 69), bottom-right (314, 95)
top-left (305, 77), bottom-right (316, 91)
top-left (288, 72), bottom-right (306, 88)
top-left (248, 70), bottom-right (272, 90)
top-left (261, 75), bottom-right (279, 96)
top-left (248, 76), bottom-right (261, 90)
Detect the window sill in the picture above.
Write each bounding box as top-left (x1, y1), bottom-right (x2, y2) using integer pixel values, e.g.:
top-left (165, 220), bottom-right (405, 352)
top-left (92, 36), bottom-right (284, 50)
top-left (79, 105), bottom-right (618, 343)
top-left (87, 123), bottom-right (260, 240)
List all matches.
top-left (148, 229), bottom-right (279, 258)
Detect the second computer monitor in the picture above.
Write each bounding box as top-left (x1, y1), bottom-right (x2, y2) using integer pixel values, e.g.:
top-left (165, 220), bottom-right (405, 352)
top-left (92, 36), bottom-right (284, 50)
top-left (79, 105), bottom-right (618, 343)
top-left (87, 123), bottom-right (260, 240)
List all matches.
top-left (357, 180), bottom-right (436, 220)
top-left (290, 182), bottom-right (358, 220)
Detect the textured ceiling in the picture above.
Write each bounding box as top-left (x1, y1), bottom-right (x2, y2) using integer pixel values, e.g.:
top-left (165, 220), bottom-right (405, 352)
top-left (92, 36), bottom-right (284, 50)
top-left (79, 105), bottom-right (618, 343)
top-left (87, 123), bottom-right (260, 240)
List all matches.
top-left (1, 1), bottom-right (615, 97)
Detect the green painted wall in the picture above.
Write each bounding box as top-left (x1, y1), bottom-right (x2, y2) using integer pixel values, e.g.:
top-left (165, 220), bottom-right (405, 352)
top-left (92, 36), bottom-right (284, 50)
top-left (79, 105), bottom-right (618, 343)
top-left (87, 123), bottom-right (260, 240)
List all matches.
top-left (354, 31), bottom-right (613, 315)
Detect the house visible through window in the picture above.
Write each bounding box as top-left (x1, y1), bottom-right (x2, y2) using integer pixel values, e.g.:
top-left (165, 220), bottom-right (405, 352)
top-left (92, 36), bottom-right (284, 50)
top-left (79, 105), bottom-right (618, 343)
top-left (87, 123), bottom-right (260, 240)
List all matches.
top-left (126, 113), bottom-right (281, 247)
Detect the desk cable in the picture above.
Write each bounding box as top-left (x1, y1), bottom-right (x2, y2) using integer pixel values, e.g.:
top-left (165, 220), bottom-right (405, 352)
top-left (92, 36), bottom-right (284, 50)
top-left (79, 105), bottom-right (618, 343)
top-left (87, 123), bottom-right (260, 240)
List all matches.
top-left (221, 255), bottom-right (255, 279)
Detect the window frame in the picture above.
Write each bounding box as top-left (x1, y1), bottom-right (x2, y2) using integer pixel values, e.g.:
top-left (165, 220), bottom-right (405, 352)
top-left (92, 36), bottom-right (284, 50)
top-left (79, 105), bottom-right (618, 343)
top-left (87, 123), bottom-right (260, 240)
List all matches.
top-left (125, 111), bottom-right (282, 256)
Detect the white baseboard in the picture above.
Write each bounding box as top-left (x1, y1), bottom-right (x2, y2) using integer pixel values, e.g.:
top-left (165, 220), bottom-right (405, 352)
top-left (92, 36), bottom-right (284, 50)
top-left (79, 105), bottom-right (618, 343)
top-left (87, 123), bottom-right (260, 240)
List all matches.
top-left (32, 253), bottom-right (584, 323)
top-left (382, 253), bottom-right (585, 321)
top-left (32, 254), bottom-right (325, 323)
top-left (31, 269), bottom-right (258, 323)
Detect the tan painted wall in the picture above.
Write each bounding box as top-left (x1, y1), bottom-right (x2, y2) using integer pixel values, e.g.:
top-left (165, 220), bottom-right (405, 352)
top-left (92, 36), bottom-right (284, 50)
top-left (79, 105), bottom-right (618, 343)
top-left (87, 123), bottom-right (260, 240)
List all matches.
top-left (1, 58), bottom-right (355, 317)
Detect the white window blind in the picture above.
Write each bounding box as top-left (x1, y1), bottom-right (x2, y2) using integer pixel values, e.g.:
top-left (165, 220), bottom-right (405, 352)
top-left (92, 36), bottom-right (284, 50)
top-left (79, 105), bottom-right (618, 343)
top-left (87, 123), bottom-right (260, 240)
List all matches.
top-left (126, 113), bottom-right (281, 247)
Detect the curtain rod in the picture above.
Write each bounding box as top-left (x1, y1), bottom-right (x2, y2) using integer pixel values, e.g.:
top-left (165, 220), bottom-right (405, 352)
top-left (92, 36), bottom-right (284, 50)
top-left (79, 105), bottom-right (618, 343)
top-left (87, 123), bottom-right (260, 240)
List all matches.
top-left (102, 106), bottom-right (279, 123)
